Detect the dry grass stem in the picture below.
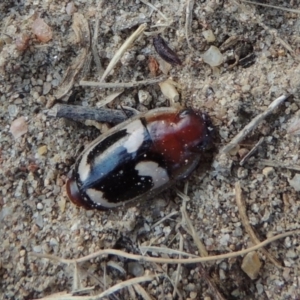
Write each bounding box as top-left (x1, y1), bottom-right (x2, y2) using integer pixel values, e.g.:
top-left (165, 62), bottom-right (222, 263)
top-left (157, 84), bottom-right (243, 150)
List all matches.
top-left (92, 2), bottom-right (104, 77)
top-left (140, 0), bottom-right (169, 21)
top-left (257, 22), bottom-right (295, 57)
top-left (34, 275), bottom-right (156, 300)
top-left (72, 287), bottom-right (95, 296)
top-left (72, 263), bottom-right (81, 291)
top-left (151, 211), bottom-right (179, 228)
top-left (181, 207), bottom-right (208, 257)
top-left (30, 230), bottom-right (300, 265)
top-left (95, 90), bottom-right (124, 108)
top-left (235, 181), bottom-right (283, 268)
top-left (165, 273), bottom-right (183, 300)
top-left (133, 283), bottom-right (152, 300)
top-left (107, 261), bottom-right (126, 274)
top-left (239, 137), bottom-right (264, 166)
top-left (80, 76), bottom-right (166, 88)
top-left (55, 13), bottom-right (91, 100)
top-left (220, 94), bottom-right (289, 154)
top-left (185, 0), bottom-right (194, 50)
top-left (172, 233), bottom-right (183, 298)
top-left (238, 1), bottom-right (297, 58)
top-left (100, 24), bottom-right (147, 82)
top-left (241, 0), bottom-right (300, 14)
top-left (259, 159), bottom-right (300, 171)
top-left (177, 184), bottom-right (208, 257)
top-left (55, 49), bottom-right (90, 100)
top-left (140, 246), bottom-right (198, 258)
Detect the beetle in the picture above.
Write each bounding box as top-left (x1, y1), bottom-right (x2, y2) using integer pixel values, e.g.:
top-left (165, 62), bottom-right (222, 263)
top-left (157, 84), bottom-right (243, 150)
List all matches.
top-left (66, 107), bottom-right (212, 210)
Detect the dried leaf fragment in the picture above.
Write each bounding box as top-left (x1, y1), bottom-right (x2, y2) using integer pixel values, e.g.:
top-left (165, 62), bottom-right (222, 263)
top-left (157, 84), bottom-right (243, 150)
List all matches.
top-left (148, 56), bottom-right (159, 77)
top-left (32, 18), bottom-right (53, 43)
top-left (72, 13), bottom-right (90, 46)
top-left (153, 35), bottom-right (182, 66)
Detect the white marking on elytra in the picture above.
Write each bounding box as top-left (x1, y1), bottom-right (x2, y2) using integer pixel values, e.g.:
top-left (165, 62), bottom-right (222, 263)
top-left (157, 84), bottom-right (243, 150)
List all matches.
top-left (77, 119), bottom-right (146, 183)
top-left (86, 188), bottom-right (120, 208)
top-left (123, 119), bottom-right (145, 153)
top-left (135, 161), bottom-right (169, 189)
top-left (78, 162), bottom-right (91, 183)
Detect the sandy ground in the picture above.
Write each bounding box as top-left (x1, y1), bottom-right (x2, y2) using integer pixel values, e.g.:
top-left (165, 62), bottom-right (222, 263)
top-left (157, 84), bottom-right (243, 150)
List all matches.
top-left (0, 1), bottom-right (300, 299)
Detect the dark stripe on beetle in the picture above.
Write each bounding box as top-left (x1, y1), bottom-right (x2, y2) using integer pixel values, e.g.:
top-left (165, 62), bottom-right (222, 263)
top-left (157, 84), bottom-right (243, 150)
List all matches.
top-left (86, 129), bottom-right (128, 165)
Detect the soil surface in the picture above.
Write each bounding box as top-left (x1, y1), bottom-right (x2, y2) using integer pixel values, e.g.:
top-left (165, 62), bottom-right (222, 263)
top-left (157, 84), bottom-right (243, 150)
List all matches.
top-left (1, 1), bottom-right (300, 299)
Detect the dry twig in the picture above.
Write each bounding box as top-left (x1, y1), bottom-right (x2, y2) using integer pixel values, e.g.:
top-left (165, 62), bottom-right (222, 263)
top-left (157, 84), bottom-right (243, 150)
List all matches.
top-left (47, 104), bottom-right (136, 124)
top-left (241, 0), bottom-right (300, 14)
top-left (239, 137), bottom-right (264, 166)
top-left (185, 0), bottom-right (194, 50)
top-left (55, 13), bottom-right (91, 100)
top-left (100, 24), bottom-right (147, 82)
top-left (178, 185), bottom-right (225, 300)
top-left (238, 1), bottom-right (298, 59)
top-left (133, 284), bottom-right (152, 300)
top-left (34, 274), bottom-right (156, 300)
top-left (259, 159), bottom-right (300, 172)
top-left (235, 181), bottom-right (283, 268)
top-left (92, 1), bottom-right (104, 77)
top-left (172, 233), bottom-right (183, 299)
top-left (220, 94), bottom-right (289, 154)
top-left (30, 230), bottom-right (300, 265)
top-left (80, 76), bottom-right (167, 88)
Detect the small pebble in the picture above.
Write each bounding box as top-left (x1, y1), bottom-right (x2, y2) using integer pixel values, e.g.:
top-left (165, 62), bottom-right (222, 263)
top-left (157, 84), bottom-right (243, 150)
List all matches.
top-left (32, 18), bottom-right (53, 43)
top-left (127, 262), bottom-right (144, 277)
top-left (262, 167), bottom-right (274, 177)
top-left (15, 33), bottom-right (30, 51)
top-left (66, 2), bottom-right (76, 15)
top-left (159, 80), bottom-right (179, 105)
top-left (237, 167), bottom-right (248, 179)
top-left (33, 245), bottom-right (42, 252)
top-left (238, 148), bottom-right (249, 159)
top-left (43, 82), bottom-right (52, 95)
top-left (202, 29), bottom-right (216, 42)
top-left (38, 145), bottom-right (47, 156)
top-left (37, 203), bottom-right (43, 210)
top-left (288, 174), bottom-right (300, 191)
top-left (202, 46), bottom-right (223, 67)
top-left (241, 251), bottom-right (262, 279)
top-left (49, 237), bottom-right (58, 246)
top-left (10, 116), bottom-right (28, 139)
top-left (138, 90), bottom-right (151, 105)
top-left (184, 283), bottom-right (196, 291)
top-left (256, 282), bottom-right (264, 295)
top-left (8, 104), bottom-right (19, 117)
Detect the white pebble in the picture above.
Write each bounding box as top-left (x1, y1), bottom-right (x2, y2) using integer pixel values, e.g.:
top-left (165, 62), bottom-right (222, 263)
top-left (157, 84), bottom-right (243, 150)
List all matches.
top-left (37, 203), bottom-right (44, 210)
top-left (202, 46), bottom-right (223, 67)
top-left (202, 29), bottom-right (215, 42)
